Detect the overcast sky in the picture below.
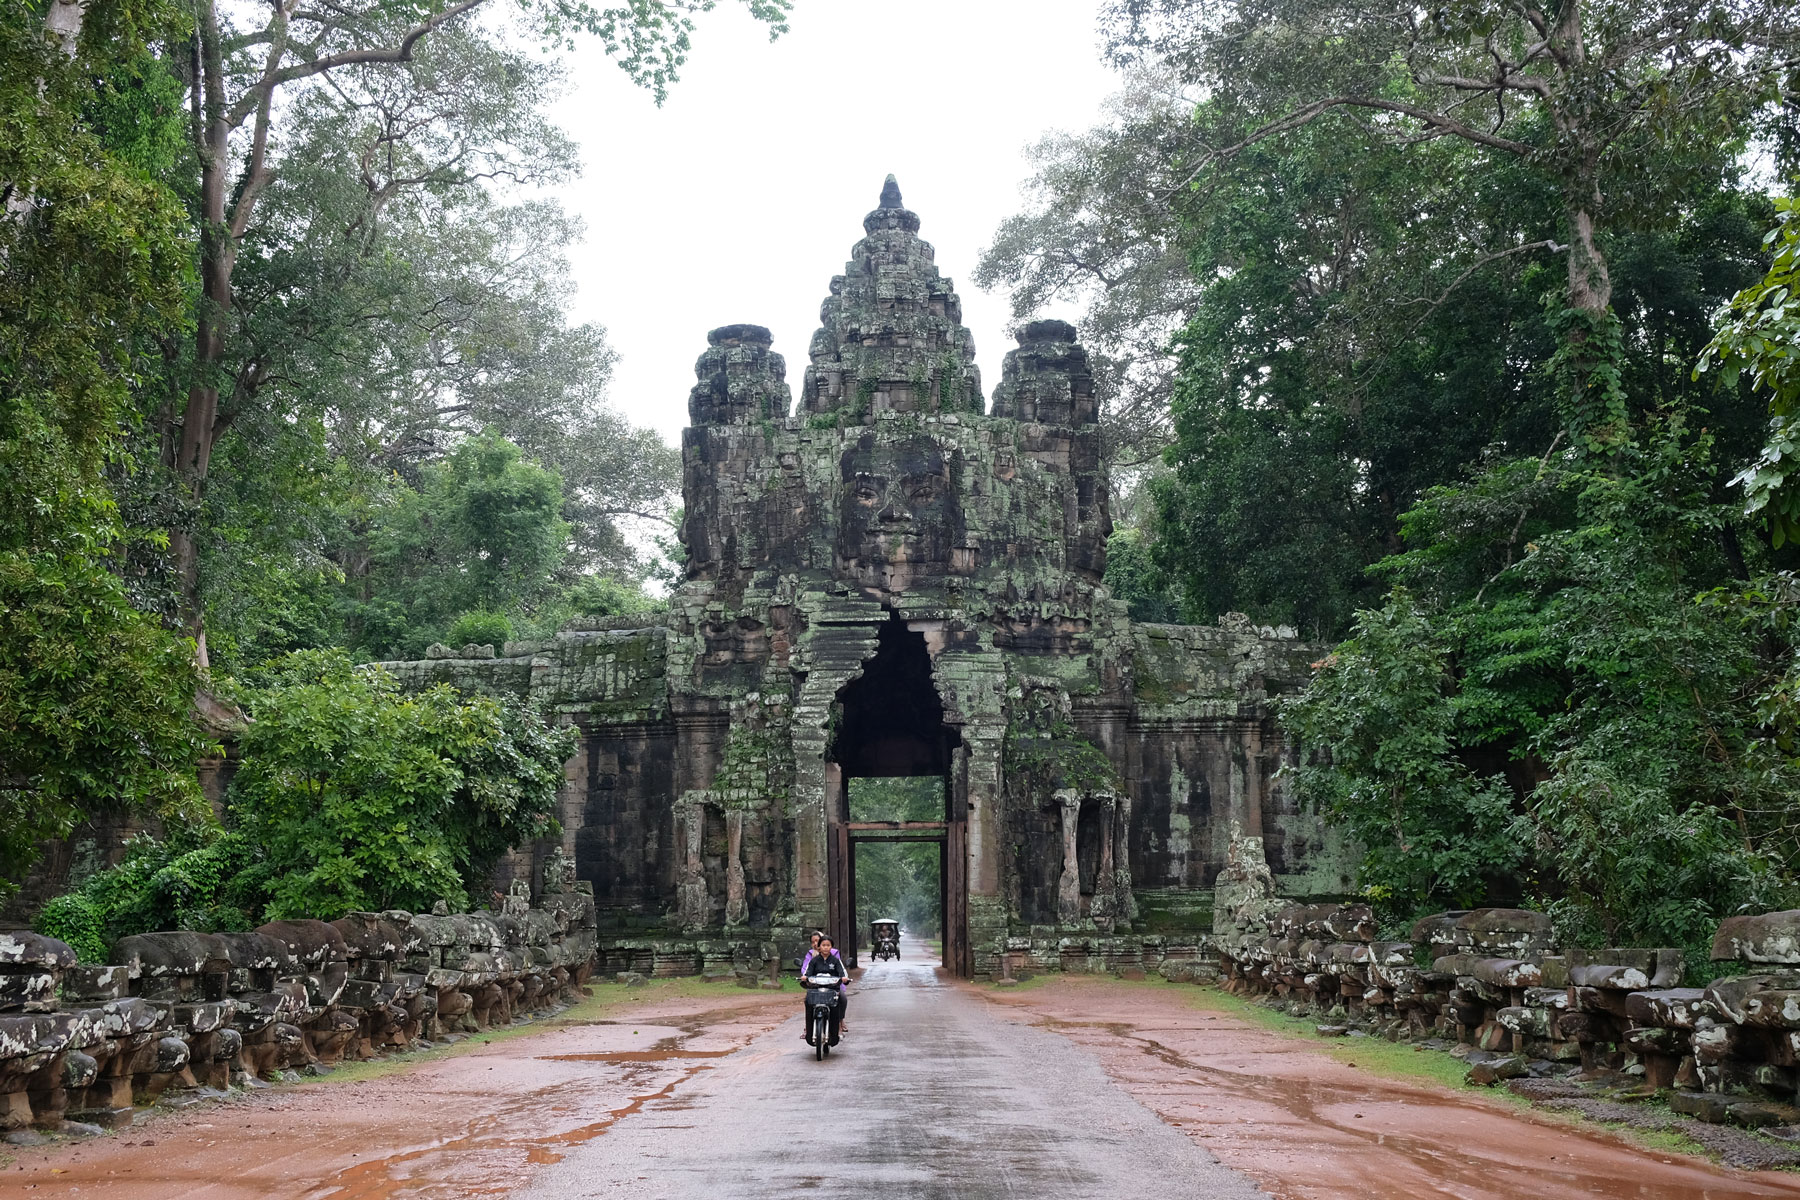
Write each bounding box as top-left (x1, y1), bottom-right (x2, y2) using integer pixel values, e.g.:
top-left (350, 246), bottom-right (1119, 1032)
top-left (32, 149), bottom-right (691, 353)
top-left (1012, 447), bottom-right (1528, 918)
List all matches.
top-left (549, 1), bottom-right (1121, 445)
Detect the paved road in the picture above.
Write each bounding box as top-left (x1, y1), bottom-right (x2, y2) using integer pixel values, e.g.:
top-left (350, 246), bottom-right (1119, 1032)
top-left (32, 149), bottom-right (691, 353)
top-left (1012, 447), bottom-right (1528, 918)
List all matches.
top-left (524, 941), bottom-right (1268, 1199)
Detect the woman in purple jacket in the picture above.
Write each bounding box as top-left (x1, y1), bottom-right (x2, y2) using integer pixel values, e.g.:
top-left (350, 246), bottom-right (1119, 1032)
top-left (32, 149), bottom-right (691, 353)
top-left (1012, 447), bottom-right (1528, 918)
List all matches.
top-left (799, 934), bottom-right (848, 1045)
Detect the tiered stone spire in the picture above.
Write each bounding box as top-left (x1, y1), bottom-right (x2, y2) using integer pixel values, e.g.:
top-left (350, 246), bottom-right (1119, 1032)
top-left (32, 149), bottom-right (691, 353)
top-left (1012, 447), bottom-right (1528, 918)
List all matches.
top-left (686, 323), bottom-right (791, 426)
top-left (800, 176), bottom-right (984, 417)
top-left (990, 319), bottom-right (1097, 425)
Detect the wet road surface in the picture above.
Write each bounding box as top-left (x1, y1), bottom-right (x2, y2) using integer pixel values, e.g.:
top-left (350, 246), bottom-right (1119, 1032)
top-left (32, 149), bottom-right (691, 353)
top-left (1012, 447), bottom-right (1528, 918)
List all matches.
top-left (523, 942), bottom-right (1269, 1200)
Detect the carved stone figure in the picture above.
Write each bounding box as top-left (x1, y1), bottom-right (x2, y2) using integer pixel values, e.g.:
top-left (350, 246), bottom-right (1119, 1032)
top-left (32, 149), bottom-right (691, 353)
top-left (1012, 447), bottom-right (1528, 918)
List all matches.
top-left (1212, 826), bottom-right (1281, 939)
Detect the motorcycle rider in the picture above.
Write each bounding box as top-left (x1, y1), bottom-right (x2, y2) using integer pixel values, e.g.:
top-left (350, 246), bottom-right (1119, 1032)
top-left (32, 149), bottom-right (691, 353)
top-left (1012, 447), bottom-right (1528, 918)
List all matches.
top-left (799, 931), bottom-right (848, 1037)
top-left (801, 934), bottom-right (848, 1046)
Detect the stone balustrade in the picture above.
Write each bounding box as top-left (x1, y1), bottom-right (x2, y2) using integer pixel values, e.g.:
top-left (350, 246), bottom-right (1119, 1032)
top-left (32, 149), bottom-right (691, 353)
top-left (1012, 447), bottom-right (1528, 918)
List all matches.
top-left (0, 881), bottom-right (597, 1133)
top-left (1214, 901), bottom-right (1800, 1114)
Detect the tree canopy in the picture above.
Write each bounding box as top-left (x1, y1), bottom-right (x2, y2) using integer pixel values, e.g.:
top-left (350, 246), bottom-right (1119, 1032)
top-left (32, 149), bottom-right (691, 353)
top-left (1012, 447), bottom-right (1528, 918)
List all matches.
top-left (2, 0), bottom-right (763, 905)
top-left (984, 0), bottom-right (1800, 950)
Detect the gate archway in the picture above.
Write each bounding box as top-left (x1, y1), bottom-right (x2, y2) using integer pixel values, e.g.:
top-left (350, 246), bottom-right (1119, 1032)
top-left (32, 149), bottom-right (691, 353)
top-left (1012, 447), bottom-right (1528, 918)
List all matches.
top-left (825, 613), bottom-right (969, 974)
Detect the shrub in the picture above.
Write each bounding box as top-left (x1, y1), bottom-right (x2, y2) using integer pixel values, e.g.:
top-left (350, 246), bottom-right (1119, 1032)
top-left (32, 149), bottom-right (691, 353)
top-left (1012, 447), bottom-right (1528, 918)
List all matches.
top-left (35, 894), bottom-right (107, 964)
top-left (34, 649), bottom-right (576, 939)
top-left (445, 609), bottom-right (512, 649)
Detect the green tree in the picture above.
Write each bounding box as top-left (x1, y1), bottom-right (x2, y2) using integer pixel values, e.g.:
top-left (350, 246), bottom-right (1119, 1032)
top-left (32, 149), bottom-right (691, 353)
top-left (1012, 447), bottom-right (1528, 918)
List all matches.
top-left (848, 778), bottom-right (942, 937)
top-left (36, 650), bottom-right (577, 954)
top-left (1706, 195), bottom-right (1800, 545)
top-left (1103, 0), bottom-right (1799, 328)
top-left (156, 0), bottom-right (787, 668)
top-left (354, 431), bottom-right (570, 658)
top-left (228, 650), bottom-right (576, 917)
top-left (35, 828), bottom-right (261, 962)
top-left (1282, 596), bottom-right (1523, 922)
top-left (1153, 127), bottom-right (1769, 635)
top-left (984, 59), bottom-right (1775, 636)
top-left (149, 29), bottom-right (678, 670)
top-left (1, 0), bottom-right (211, 894)
top-left (1292, 407), bottom-right (1800, 950)
top-left (1102, 527), bottom-right (1180, 623)
top-left (975, 67), bottom-right (1206, 464)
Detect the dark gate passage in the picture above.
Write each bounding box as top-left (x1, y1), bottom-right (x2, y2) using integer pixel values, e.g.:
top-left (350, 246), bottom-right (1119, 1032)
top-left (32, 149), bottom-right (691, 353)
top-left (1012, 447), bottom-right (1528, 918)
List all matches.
top-left (826, 614), bottom-right (968, 972)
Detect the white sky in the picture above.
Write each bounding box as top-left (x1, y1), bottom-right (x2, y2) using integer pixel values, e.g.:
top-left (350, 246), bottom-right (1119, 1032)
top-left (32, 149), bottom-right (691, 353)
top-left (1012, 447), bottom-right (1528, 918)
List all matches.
top-left (549, 0), bottom-right (1121, 446)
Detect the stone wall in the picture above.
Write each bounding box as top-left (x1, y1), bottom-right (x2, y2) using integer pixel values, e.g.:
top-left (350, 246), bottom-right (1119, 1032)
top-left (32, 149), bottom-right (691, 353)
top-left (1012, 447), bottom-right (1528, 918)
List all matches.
top-left (1210, 900), bottom-right (1800, 1119)
top-left (0, 876), bottom-right (597, 1133)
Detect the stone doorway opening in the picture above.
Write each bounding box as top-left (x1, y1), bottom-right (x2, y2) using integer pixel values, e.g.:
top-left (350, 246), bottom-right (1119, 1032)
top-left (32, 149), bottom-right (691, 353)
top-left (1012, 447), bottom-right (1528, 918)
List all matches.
top-left (826, 614), bottom-right (969, 974)
top-left (848, 777), bottom-right (945, 966)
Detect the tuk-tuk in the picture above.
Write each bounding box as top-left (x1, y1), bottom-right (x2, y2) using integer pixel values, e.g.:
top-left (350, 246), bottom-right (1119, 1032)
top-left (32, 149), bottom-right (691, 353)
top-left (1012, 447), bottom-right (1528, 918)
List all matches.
top-left (869, 918), bottom-right (901, 961)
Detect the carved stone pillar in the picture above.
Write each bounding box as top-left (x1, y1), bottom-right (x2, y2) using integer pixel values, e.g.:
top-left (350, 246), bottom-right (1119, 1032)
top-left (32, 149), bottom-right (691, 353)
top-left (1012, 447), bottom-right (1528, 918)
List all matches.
top-left (1213, 822), bottom-right (1279, 939)
top-left (724, 808), bottom-right (748, 927)
top-left (1054, 788), bottom-right (1082, 924)
top-left (1090, 791), bottom-right (1119, 926)
top-left (675, 792), bottom-right (710, 932)
top-left (1110, 788), bottom-right (1137, 923)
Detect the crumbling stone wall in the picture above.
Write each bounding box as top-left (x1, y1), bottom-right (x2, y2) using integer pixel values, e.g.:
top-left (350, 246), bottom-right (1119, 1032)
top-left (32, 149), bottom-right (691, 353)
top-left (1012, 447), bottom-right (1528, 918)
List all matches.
top-left (0, 868), bottom-right (596, 1132)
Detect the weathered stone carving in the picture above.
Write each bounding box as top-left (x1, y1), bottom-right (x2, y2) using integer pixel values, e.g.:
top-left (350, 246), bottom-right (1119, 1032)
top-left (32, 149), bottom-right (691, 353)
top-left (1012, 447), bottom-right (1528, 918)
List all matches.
top-left (541, 845), bottom-right (578, 897)
top-left (724, 808), bottom-right (748, 928)
top-left (0, 899), bottom-right (597, 1131)
top-left (1053, 790), bottom-right (1083, 925)
top-left (375, 180), bottom-right (1354, 977)
top-left (674, 793), bottom-right (710, 934)
top-left (1212, 899), bottom-right (1800, 1114)
top-left (1211, 826), bottom-right (1280, 938)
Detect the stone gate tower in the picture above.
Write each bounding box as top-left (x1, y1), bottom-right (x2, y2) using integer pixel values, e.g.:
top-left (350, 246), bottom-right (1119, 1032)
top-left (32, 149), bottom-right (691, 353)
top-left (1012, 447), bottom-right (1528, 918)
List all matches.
top-left (384, 180), bottom-right (1352, 977)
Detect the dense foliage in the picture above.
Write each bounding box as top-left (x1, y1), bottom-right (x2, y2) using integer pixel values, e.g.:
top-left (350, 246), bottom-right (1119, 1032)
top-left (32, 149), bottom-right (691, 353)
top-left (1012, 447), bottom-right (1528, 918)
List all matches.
top-left (1281, 598), bottom-right (1523, 918)
top-left (1708, 198), bottom-right (1800, 547)
top-left (4, 0), bottom-right (770, 905)
top-left (35, 651), bottom-right (576, 959)
top-left (0, 0), bottom-right (211, 893)
top-left (984, 0), bottom-right (1800, 950)
top-left (349, 432), bottom-right (571, 659)
top-left (229, 652), bottom-right (576, 918)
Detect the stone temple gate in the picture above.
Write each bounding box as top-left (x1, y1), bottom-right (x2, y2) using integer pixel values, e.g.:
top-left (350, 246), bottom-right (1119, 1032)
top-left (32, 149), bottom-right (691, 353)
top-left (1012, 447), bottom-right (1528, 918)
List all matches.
top-left (383, 179), bottom-right (1354, 978)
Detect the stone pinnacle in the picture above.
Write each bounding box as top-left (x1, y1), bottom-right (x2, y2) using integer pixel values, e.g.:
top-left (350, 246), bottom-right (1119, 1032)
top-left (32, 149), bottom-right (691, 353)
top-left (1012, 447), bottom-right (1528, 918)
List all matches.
top-left (879, 174), bottom-right (904, 210)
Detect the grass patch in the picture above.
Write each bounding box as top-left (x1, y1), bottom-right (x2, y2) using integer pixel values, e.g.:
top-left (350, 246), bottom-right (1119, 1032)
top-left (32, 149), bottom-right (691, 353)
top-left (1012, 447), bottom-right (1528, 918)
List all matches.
top-left (976, 972), bottom-right (1059, 992)
top-left (1168, 985), bottom-right (1763, 1165)
top-left (995, 973), bottom-right (1767, 1170)
top-left (1590, 1119), bottom-right (1720, 1160)
top-left (1015, 974), bottom-right (1527, 1102)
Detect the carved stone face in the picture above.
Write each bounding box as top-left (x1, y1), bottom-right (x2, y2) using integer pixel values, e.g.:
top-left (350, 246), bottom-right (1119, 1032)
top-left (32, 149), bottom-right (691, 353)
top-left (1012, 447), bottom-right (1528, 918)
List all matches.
top-left (835, 433), bottom-right (965, 594)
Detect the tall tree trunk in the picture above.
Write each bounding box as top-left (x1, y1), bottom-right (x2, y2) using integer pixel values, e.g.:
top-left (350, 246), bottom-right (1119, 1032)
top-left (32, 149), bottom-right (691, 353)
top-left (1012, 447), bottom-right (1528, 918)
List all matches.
top-left (1565, 199), bottom-right (1612, 316)
top-left (3, 0), bottom-right (89, 229)
top-left (168, 0), bottom-right (233, 672)
top-left (43, 0), bottom-right (84, 51)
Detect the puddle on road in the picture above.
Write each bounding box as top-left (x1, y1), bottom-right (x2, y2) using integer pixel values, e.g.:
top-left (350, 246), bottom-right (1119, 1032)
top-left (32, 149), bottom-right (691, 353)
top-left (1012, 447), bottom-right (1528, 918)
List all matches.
top-left (316, 1066), bottom-right (713, 1198)
top-left (536, 1049), bottom-right (734, 1063)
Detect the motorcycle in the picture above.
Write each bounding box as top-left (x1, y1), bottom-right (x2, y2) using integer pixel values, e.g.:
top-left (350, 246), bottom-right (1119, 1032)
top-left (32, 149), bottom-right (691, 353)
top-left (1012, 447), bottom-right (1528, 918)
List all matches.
top-left (801, 972), bottom-right (845, 1060)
